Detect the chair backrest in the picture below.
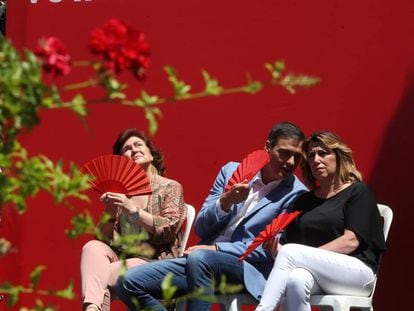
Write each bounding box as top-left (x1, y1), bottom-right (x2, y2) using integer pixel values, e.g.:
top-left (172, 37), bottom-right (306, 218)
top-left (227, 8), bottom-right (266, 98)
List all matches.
top-left (179, 204), bottom-right (196, 256)
top-left (365, 203), bottom-right (393, 299)
top-left (377, 203), bottom-right (393, 241)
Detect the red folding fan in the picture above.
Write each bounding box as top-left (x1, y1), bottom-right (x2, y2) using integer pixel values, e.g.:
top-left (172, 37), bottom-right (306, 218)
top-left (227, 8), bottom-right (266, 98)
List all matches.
top-left (239, 211), bottom-right (301, 261)
top-left (224, 149), bottom-right (269, 191)
top-left (80, 154), bottom-right (152, 196)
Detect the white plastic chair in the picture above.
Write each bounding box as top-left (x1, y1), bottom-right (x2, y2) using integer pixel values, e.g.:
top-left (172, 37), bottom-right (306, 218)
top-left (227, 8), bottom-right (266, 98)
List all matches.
top-left (179, 204), bottom-right (196, 256)
top-left (214, 203), bottom-right (393, 311)
top-left (310, 203), bottom-right (393, 311)
top-left (172, 204), bottom-right (196, 311)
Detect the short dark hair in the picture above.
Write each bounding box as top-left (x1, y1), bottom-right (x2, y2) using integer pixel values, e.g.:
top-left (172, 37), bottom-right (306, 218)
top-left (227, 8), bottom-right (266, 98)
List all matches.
top-left (267, 121), bottom-right (305, 147)
top-left (112, 128), bottom-right (165, 176)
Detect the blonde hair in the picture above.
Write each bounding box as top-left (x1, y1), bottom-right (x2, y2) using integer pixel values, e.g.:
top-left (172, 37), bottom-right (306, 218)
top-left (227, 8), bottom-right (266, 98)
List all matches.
top-left (301, 131), bottom-right (362, 189)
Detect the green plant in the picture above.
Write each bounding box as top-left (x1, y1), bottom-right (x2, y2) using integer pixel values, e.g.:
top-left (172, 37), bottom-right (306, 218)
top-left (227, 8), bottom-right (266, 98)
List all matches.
top-left (0, 18), bottom-right (319, 309)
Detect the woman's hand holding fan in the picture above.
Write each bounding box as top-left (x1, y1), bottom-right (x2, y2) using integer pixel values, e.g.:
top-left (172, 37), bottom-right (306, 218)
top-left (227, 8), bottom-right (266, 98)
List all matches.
top-left (100, 192), bottom-right (118, 218)
top-left (263, 234), bottom-right (280, 258)
top-left (239, 211), bottom-right (301, 261)
top-left (101, 192), bottom-right (132, 211)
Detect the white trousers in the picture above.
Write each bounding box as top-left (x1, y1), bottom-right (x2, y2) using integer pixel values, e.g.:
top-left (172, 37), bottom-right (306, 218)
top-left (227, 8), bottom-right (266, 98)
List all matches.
top-left (256, 244), bottom-right (376, 311)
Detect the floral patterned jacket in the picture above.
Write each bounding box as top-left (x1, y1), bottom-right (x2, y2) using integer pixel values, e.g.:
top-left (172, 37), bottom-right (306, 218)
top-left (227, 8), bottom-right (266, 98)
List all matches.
top-left (115, 174), bottom-right (187, 260)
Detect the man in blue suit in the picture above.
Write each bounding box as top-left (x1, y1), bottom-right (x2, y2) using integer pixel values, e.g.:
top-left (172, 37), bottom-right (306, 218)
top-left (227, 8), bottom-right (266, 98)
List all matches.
top-left (116, 121), bottom-right (308, 311)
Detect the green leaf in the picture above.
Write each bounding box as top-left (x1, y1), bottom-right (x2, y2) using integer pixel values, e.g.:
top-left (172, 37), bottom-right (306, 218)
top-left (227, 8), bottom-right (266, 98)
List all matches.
top-left (96, 68), bottom-right (126, 99)
top-left (140, 90), bottom-right (159, 106)
top-left (0, 282), bottom-right (24, 307)
top-left (202, 70), bottom-right (222, 95)
top-left (280, 74), bottom-right (321, 94)
top-left (0, 237), bottom-right (12, 256)
top-left (69, 94), bottom-right (87, 117)
top-left (144, 107), bottom-right (163, 136)
top-left (30, 265), bottom-right (46, 290)
top-left (161, 273), bottom-right (177, 301)
top-left (54, 280), bottom-right (75, 300)
top-left (217, 274), bottom-right (243, 294)
top-left (7, 287), bottom-right (21, 307)
top-left (265, 60), bottom-right (285, 80)
top-left (164, 66), bottom-right (191, 98)
top-left (245, 81), bottom-right (263, 94)
top-left (1, 143), bottom-right (91, 212)
top-left (110, 229), bottom-right (152, 258)
top-left (164, 66), bottom-right (176, 77)
top-left (0, 37), bottom-right (45, 141)
top-left (65, 210), bottom-right (96, 239)
top-left (275, 61), bottom-right (285, 71)
top-left (133, 98), bottom-right (146, 107)
top-left (132, 91), bottom-right (158, 108)
top-left (23, 298), bottom-right (56, 311)
top-left (244, 73), bottom-right (263, 94)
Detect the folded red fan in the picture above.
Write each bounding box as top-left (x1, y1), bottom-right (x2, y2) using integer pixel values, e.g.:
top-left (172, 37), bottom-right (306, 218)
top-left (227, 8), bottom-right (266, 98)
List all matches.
top-left (80, 154), bottom-right (152, 196)
top-left (224, 149), bottom-right (269, 191)
top-left (239, 211), bottom-right (301, 261)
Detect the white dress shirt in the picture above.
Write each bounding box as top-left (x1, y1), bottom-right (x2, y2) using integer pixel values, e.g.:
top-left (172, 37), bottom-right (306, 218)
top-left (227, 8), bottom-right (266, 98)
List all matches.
top-left (214, 172), bottom-right (282, 243)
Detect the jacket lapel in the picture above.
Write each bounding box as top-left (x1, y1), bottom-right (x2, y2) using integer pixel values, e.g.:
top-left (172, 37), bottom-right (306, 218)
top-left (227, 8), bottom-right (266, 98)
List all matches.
top-left (243, 175), bottom-right (293, 219)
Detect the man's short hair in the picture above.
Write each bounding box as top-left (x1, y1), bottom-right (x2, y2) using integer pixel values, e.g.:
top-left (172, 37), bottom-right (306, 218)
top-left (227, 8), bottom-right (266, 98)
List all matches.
top-left (267, 121), bottom-right (304, 148)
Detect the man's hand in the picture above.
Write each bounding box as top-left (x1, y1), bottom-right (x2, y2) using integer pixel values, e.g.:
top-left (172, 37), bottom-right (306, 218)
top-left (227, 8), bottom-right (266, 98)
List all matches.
top-left (219, 180), bottom-right (250, 212)
top-left (183, 244), bottom-right (216, 256)
top-left (263, 236), bottom-right (280, 258)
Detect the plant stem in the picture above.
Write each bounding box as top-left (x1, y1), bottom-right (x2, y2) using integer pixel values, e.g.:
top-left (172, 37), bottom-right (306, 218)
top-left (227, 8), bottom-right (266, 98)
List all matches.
top-left (72, 60), bottom-right (93, 67)
top-left (62, 79), bottom-right (96, 91)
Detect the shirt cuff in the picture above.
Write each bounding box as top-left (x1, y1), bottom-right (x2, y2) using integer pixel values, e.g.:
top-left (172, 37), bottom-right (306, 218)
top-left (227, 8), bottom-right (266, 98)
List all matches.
top-left (216, 198), bottom-right (232, 216)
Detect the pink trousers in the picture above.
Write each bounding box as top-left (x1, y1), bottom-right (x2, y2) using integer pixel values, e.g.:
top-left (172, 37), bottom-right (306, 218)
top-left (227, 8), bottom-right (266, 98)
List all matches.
top-left (80, 240), bottom-right (147, 311)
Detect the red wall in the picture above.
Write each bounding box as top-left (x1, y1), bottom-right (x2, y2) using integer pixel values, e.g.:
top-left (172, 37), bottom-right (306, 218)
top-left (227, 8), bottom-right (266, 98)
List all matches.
top-left (1, 1), bottom-right (414, 310)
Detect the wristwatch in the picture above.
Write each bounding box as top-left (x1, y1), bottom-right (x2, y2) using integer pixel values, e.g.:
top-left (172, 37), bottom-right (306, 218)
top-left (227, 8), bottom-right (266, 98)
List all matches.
top-left (128, 211), bottom-right (140, 222)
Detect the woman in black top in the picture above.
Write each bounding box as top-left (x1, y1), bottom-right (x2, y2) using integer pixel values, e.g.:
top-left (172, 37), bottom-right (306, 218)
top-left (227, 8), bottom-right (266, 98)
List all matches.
top-left (256, 131), bottom-right (386, 311)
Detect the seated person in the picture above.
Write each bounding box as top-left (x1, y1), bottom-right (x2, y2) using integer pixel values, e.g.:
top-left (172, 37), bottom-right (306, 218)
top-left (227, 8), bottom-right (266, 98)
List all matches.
top-left (80, 128), bottom-right (187, 311)
top-left (256, 131), bottom-right (387, 311)
top-left (116, 121), bottom-right (308, 311)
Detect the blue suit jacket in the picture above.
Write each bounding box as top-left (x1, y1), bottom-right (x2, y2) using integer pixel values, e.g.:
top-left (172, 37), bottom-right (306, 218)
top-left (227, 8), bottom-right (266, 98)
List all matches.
top-left (195, 162), bottom-right (307, 300)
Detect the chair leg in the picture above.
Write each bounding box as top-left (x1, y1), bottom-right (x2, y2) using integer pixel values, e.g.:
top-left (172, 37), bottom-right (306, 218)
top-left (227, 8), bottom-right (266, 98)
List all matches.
top-left (229, 296), bottom-right (244, 311)
top-left (217, 295), bottom-right (240, 311)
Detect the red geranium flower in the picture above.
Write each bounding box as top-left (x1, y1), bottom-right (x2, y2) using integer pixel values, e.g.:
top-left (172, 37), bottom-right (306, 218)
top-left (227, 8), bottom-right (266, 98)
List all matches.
top-left (35, 37), bottom-right (71, 76)
top-left (89, 18), bottom-right (151, 79)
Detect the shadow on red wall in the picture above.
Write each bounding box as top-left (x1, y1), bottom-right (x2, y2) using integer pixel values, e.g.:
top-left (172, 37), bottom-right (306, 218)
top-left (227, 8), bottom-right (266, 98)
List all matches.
top-left (369, 67), bottom-right (414, 310)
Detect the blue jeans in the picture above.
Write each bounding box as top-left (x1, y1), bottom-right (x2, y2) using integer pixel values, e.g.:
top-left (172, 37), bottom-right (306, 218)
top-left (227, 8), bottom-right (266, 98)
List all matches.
top-left (116, 249), bottom-right (246, 311)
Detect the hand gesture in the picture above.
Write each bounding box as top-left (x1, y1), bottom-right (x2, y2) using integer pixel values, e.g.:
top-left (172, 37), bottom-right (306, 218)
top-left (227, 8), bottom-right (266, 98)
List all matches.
top-left (219, 179), bottom-right (250, 212)
top-left (101, 192), bottom-right (136, 214)
top-left (263, 235), bottom-right (280, 258)
top-left (183, 244), bottom-right (216, 256)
